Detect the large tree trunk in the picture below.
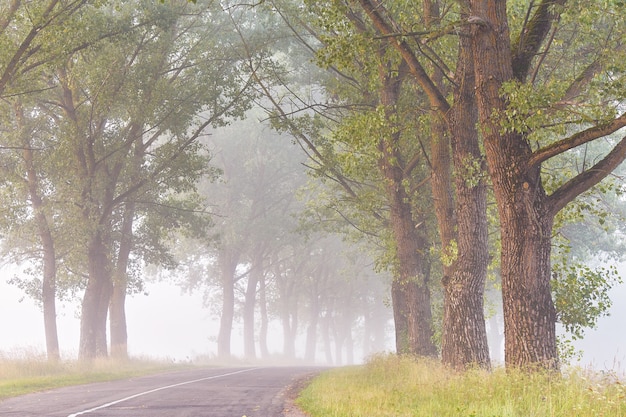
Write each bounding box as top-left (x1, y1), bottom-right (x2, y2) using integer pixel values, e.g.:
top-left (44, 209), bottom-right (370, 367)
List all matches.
top-left (378, 64), bottom-right (437, 358)
top-left (79, 233), bottom-right (112, 360)
top-left (96, 276), bottom-right (112, 357)
top-left (441, 28), bottom-right (491, 370)
top-left (281, 310), bottom-right (297, 359)
top-left (281, 292), bottom-right (298, 359)
top-left (304, 280), bottom-right (319, 363)
top-left (31, 175), bottom-right (60, 361)
top-left (258, 274), bottom-right (270, 359)
top-left (469, 0), bottom-right (558, 370)
top-left (363, 294), bottom-right (388, 356)
top-left (109, 277), bottom-right (127, 359)
top-left (110, 202), bottom-right (135, 360)
top-left (390, 280), bottom-right (410, 354)
top-left (17, 101), bottom-right (60, 361)
top-left (243, 254), bottom-right (261, 360)
top-left (356, 0), bottom-right (490, 368)
top-left (217, 248), bottom-right (238, 359)
top-left (41, 230), bottom-right (60, 361)
top-left (321, 310), bottom-right (333, 365)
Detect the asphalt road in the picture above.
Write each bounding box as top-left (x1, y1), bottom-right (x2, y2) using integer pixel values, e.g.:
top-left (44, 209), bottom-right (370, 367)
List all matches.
top-left (0, 366), bottom-right (321, 417)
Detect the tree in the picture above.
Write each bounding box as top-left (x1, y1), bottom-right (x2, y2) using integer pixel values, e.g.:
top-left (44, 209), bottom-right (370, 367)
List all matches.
top-left (0, 0), bottom-right (91, 98)
top-left (1, 0), bottom-right (251, 360)
top-left (466, 0), bottom-right (626, 369)
top-left (259, 0), bottom-right (490, 367)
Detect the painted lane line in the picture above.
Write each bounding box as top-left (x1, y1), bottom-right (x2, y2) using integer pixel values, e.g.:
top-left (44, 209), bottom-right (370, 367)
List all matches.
top-left (67, 367), bottom-right (260, 417)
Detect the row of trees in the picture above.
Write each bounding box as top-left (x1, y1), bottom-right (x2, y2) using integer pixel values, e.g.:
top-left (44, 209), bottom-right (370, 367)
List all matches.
top-left (170, 115), bottom-right (391, 363)
top-left (0, 0), bottom-right (254, 360)
top-left (0, 0), bottom-right (390, 364)
top-left (1, 0), bottom-right (625, 372)
top-left (245, 0), bottom-right (626, 370)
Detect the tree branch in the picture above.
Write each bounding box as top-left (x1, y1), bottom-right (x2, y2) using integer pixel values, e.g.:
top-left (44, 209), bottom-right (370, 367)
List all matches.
top-left (356, 0), bottom-right (450, 114)
top-left (511, 0), bottom-right (566, 82)
top-left (529, 112), bottom-right (626, 167)
top-left (547, 134), bottom-right (626, 217)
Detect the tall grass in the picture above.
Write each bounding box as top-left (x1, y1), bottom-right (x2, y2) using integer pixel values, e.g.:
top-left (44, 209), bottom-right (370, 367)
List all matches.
top-left (298, 355), bottom-right (626, 417)
top-left (0, 349), bottom-right (184, 400)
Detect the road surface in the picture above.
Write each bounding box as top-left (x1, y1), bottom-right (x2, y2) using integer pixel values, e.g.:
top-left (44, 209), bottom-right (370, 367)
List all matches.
top-left (0, 366), bottom-right (321, 417)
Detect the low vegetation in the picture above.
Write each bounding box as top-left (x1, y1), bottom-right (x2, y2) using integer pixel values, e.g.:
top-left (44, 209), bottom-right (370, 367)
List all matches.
top-left (298, 355), bottom-right (626, 417)
top-left (0, 350), bottom-right (184, 400)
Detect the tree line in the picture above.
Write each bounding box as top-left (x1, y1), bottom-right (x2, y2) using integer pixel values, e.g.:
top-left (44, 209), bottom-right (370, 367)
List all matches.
top-left (1, 0), bottom-right (625, 371)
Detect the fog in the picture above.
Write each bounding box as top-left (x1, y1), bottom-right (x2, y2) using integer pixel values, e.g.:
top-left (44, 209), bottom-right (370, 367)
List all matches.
top-left (2, 263), bottom-right (626, 370)
top-left (0, 274), bottom-right (283, 361)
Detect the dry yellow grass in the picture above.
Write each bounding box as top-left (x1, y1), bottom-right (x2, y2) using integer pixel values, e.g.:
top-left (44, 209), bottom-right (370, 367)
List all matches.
top-left (0, 349), bottom-right (184, 400)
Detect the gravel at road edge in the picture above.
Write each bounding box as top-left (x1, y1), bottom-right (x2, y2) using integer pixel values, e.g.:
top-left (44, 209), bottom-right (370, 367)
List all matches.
top-left (282, 372), bottom-right (319, 417)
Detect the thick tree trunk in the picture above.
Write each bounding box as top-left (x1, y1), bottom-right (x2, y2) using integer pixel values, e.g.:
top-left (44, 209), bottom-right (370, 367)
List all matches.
top-left (41, 237), bottom-right (60, 361)
top-left (17, 102), bottom-right (60, 361)
top-left (304, 281), bottom-right (319, 363)
top-left (363, 295), bottom-right (388, 356)
top-left (390, 280), bottom-right (410, 354)
top-left (282, 311), bottom-right (297, 359)
top-left (281, 294), bottom-right (298, 359)
top-left (385, 160), bottom-right (436, 357)
top-left (31, 178), bottom-right (60, 361)
top-left (109, 279), bottom-right (127, 359)
top-left (500, 198), bottom-right (557, 368)
top-left (79, 233), bottom-right (111, 360)
top-left (96, 277), bottom-right (112, 357)
top-left (217, 248), bottom-right (238, 359)
top-left (404, 266), bottom-right (437, 357)
top-left (469, 0), bottom-right (558, 370)
top-left (378, 66), bottom-right (437, 358)
top-left (243, 264), bottom-right (259, 359)
top-left (258, 274), bottom-right (270, 359)
top-left (441, 30), bottom-right (491, 370)
top-left (110, 202), bottom-right (134, 360)
top-left (322, 310), bottom-right (333, 365)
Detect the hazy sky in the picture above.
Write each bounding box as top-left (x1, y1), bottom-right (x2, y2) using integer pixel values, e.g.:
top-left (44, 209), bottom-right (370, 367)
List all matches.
top-left (1, 264), bottom-right (625, 370)
top-left (0, 270), bottom-right (218, 360)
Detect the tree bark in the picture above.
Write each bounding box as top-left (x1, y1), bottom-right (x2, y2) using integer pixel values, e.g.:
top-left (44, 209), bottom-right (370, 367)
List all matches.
top-left (79, 233), bottom-right (112, 360)
top-left (281, 291), bottom-right (298, 359)
top-left (304, 280), bottom-right (319, 363)
top-left (243, 252), bottom-right (261, 359)
top-left (258, 274), bottom-right (270, 359)
top-left (378, 72), bottom-right (437, 357)
top-left (110, 202), bottom-right (135, 360)
top-left (441, 27), bottom-right (491, 370)
top-left (41, 227), bottom-right (60, 362)
top-left (468, 0), bottom-right (558, 370)
top-left (16, 101), bottom-right (60, 361)
top-left (322, 310), bottom-right (333, 365)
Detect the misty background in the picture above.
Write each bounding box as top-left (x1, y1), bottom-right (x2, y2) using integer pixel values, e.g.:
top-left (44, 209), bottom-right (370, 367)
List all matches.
top-left (1, 0), bottom-right (625, 374)
top-left (2, 266), bottom-right (626, 368)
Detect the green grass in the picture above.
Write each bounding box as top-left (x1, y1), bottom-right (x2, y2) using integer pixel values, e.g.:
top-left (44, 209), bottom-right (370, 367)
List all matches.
top-left (298, 355), bottom-right (626, 417)
top-left (0, 350), bottom-right (187, 400)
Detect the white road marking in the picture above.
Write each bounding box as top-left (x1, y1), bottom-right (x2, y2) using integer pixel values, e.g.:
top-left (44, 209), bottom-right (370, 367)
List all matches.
top-left (67, 368), bottom-right (260, 417)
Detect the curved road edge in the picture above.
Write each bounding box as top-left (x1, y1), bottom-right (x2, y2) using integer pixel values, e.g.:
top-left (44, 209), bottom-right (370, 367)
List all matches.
top-left (281, 370), bottom-right (321, 417)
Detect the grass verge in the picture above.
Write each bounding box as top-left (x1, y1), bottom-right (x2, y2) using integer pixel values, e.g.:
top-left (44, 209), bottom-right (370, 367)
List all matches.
top-left (0, 351), bottom-right (186, 400)
top-left (297, 355), bottom-right (626, 417)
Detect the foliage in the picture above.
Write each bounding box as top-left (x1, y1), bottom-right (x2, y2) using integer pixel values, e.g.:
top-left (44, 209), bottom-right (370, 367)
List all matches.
top-left (552, 262), bottom-right (622, 340)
